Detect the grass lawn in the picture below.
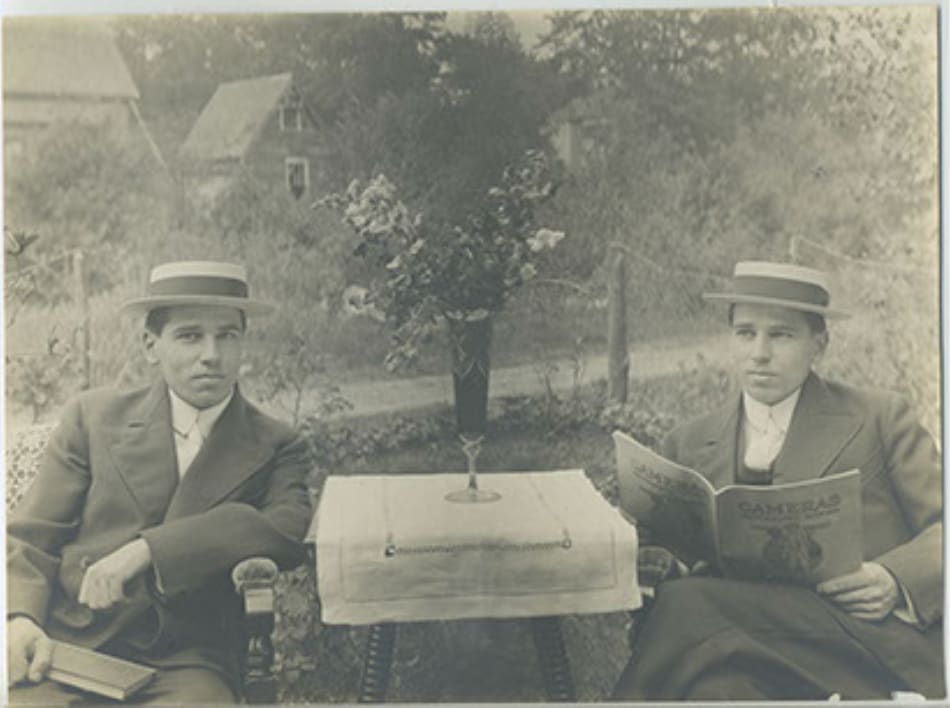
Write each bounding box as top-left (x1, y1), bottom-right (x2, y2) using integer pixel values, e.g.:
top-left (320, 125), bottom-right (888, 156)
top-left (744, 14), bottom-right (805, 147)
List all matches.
top-left (275, 421), bottom-right (635, 703)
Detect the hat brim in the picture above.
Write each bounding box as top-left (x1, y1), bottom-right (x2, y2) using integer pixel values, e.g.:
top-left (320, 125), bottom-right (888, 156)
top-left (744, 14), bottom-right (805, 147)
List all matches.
top-left (120, 295), bottom-right (274, 317)
top-left (702, 293), bottom-right (850, 319)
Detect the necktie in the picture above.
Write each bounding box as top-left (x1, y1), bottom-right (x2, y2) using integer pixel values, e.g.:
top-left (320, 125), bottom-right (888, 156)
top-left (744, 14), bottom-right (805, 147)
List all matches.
top-left (744, 409), bottom-right (784, 474)
top-left (175, 416), bottom-right (204, 477)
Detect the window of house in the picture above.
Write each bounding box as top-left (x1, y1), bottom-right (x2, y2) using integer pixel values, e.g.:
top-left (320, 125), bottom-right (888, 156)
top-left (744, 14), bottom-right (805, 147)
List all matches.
top-left (285, 157), bottom-right (310, 199)
top-left (279, 96), bottom-right (303, 132)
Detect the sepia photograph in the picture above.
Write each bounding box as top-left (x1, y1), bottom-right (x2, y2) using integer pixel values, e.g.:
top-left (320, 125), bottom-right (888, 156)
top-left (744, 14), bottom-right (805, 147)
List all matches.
top-left (2, 3), bottom-right (944, 704)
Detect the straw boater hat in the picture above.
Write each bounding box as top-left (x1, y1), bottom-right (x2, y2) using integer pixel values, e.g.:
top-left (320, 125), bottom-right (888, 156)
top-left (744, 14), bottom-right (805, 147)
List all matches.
top-left (702, 261), bottom-right (850, 318)
top-left (121, 261), bottom-right (274, 317)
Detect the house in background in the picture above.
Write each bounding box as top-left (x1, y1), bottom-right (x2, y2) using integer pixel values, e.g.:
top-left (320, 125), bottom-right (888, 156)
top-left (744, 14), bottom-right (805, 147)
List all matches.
top-left (178, 72), bottom-right (327, 204)
top-left (3, 18), bottom-right (164, 166)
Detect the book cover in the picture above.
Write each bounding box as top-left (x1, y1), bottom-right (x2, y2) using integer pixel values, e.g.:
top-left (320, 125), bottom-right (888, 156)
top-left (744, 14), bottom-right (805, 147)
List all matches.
top-left (47, 641), bottom-right (157, 701)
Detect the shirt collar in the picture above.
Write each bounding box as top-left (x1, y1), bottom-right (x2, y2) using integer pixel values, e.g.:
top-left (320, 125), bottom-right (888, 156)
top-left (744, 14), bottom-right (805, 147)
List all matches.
top-left (742, 386), bottom-right (802, 434)
top-left (169, 387), bottom-right (234, 437)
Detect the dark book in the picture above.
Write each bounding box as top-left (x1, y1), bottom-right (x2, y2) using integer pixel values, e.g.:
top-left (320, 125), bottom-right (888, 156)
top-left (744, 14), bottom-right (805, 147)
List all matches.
top-left (47, 641), bottom-right (157, 701)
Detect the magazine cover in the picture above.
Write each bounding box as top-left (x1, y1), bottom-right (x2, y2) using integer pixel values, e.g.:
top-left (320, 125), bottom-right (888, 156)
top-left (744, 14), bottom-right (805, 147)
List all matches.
top-left (614, 430), bottom-right (862, 583)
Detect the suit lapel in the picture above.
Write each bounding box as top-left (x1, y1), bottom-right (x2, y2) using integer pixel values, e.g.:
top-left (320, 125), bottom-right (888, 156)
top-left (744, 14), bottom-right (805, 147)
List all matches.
top-left (771, 373), bottom-right (863, 485)
top-left (163, 390), bottom-right (275, 520)
top-left (697, 396), bottom-right (742, 490)
top-left (108, 381), bottom-right (178, 524)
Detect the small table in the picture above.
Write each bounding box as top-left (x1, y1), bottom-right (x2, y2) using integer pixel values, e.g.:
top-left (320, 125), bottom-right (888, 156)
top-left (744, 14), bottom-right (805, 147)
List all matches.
top-left (313, 470), bottom-right (640, 701)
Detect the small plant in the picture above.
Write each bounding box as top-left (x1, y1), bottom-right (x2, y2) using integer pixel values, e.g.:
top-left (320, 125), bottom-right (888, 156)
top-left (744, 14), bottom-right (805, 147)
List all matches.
top-left (250, 333), bottom-right (352, 429)
top-left (5, 227), bottom-right (88, 421)
top-left (4, 227), bottom-right (43, 327)
top-left (6, 332), bottom-right (81, 423)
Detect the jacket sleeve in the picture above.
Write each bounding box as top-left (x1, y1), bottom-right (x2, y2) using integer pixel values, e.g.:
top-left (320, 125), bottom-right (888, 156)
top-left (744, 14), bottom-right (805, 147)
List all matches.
top-left (7, 398), bottom-right (91, 625)
top-left (872, 395), bottom-right (943, 627)
top-left (140, 433), bottom-right (312, 598)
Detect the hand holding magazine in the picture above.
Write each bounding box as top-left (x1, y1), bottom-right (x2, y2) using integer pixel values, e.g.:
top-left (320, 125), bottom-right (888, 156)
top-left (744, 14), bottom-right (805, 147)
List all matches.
top-left (613, 430), bottom-right (862, 584)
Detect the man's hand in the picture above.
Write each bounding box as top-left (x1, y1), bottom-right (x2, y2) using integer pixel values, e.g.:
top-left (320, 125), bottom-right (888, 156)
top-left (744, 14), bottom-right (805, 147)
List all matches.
top-left (816, 562), bottom-right (900, 621)
top-left (638, 546), bottom-right (688, 589)
top-left (8, 616), bottom-right (52, 685)
top-left (78, 538), bottom-right (152, 610)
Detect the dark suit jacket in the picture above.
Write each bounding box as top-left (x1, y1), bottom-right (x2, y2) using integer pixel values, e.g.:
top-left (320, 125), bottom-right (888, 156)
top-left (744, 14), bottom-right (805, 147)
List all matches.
top-left (653, 372), bottom-right (944, 694)
top-left (661, 372), bottom-right (942, 626)
top-left (7, 381), bottom-right (312, 683)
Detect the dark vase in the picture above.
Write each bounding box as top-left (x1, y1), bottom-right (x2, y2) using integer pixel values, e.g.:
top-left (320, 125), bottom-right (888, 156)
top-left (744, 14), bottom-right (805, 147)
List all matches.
top-left (447, 315), bottom-right (493, 436)
top-left (445, 314), bottom-right (500, 503)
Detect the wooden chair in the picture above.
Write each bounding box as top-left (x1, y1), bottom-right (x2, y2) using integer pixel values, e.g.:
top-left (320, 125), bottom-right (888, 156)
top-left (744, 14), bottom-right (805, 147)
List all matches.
top-left (6, 423), bottom-right (282, 704)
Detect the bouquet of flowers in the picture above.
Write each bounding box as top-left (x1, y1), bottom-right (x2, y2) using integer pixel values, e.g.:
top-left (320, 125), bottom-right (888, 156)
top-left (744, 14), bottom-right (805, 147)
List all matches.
top-left (320, 149), bottom-right (564, 371)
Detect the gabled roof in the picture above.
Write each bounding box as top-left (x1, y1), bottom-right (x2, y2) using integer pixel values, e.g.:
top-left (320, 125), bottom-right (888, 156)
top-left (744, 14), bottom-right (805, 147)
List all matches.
top-left (179, 73), bottom-right (296, 163)
top-left (3, 18), bottom-right (139, 100)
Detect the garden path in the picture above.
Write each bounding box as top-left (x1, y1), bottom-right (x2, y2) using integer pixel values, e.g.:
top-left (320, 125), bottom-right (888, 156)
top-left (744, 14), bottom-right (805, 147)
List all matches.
top-left (287, 333), bottom-right (729, 422)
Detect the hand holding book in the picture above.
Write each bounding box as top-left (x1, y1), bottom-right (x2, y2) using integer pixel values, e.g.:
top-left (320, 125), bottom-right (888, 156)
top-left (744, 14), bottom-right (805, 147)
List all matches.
top-left (816, 562), bottom-right (901, 621)
top-left (7, 616), bottom-right (157, 701)
top-left (7, 616), bottom-right (53, 686)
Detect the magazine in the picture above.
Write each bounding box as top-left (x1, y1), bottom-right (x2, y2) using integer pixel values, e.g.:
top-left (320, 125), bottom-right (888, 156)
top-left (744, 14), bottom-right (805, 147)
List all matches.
top-left (613, 430), bottom-right (863, 584)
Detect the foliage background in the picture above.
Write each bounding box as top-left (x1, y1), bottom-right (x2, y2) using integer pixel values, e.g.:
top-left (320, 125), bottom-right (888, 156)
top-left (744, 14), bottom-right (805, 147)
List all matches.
top-left (6, 8), bottom-right (939, 429)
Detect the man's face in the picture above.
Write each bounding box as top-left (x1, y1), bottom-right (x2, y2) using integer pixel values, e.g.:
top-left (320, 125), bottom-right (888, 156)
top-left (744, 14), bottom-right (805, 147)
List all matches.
top-left (143, 305), bottom-right (245, 409)
top-left (729, 304), bottom-right (826, 405)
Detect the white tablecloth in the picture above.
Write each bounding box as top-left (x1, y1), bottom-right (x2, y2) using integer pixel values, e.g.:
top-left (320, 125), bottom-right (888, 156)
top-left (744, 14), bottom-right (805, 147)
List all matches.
top-left (315, 470), bottom-right (640, 625)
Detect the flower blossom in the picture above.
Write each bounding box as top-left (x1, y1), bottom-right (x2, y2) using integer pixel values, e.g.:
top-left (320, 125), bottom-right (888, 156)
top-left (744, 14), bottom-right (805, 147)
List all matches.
top-left (527, 228), bottom-right (565, 253)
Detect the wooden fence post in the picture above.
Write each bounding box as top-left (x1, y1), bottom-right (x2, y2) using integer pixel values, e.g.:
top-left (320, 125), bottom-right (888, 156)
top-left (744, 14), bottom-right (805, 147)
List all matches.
top-left (607, 247), bottom-right (629, 403)
top-left (73, 250), bottom-right (91, 390)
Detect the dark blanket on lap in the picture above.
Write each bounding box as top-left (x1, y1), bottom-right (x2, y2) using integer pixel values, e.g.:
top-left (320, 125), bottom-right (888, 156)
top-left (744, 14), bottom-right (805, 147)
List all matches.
top-left (614, 577), bottom-right (945, 701)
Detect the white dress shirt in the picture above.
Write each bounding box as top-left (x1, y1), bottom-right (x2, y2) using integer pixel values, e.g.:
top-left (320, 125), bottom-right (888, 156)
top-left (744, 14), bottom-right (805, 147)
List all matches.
top-left (742, 388), bottom-right (801, 471)
top-left (150, 388), bottom-right (234, 596)
top-left (169, 388), bottom-right (233, 477)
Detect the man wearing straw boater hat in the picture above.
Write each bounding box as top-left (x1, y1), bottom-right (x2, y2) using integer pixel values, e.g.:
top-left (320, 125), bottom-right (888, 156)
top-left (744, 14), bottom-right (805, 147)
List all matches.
top-left (613, 261), bottom-right (943, 700)
top-left (7, 262), bottom-right (312, 703)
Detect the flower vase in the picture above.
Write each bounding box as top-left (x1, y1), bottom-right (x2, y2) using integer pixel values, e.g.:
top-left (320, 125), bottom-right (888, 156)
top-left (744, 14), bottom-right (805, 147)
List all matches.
top-left (445, 313), bottom-right (500, 503)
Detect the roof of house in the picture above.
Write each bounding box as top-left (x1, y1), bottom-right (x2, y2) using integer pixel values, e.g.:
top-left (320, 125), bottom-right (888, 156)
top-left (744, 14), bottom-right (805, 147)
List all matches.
top-left (3, 18), bottom-right (139, 100)
top-left (178, 73), bottom-right (296, 163)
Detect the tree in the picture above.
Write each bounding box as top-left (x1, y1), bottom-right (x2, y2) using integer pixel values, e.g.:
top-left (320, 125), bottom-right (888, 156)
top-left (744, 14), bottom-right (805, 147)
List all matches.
top-left (538, 9), bottom-right (819, 152)
top-left (463, 12), bottom-right (520, 49)
top-left (4, 121), bottom-right (174, 293)
top-left (537, 7), bottom-right (936, 268)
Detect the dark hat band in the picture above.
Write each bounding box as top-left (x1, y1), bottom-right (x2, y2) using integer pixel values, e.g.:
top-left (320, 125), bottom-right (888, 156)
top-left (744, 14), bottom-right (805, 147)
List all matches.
top-left (733, 275), bottom-right (829, 308)
top-left (149, 275), bottom-right (249, 299)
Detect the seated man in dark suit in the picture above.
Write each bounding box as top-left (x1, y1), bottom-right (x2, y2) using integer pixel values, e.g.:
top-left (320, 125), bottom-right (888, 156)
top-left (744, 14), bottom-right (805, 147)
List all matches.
top-left (7, 261), bottom-right (313, 704)
top-left (614, 261), bottom-right (943, 701)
